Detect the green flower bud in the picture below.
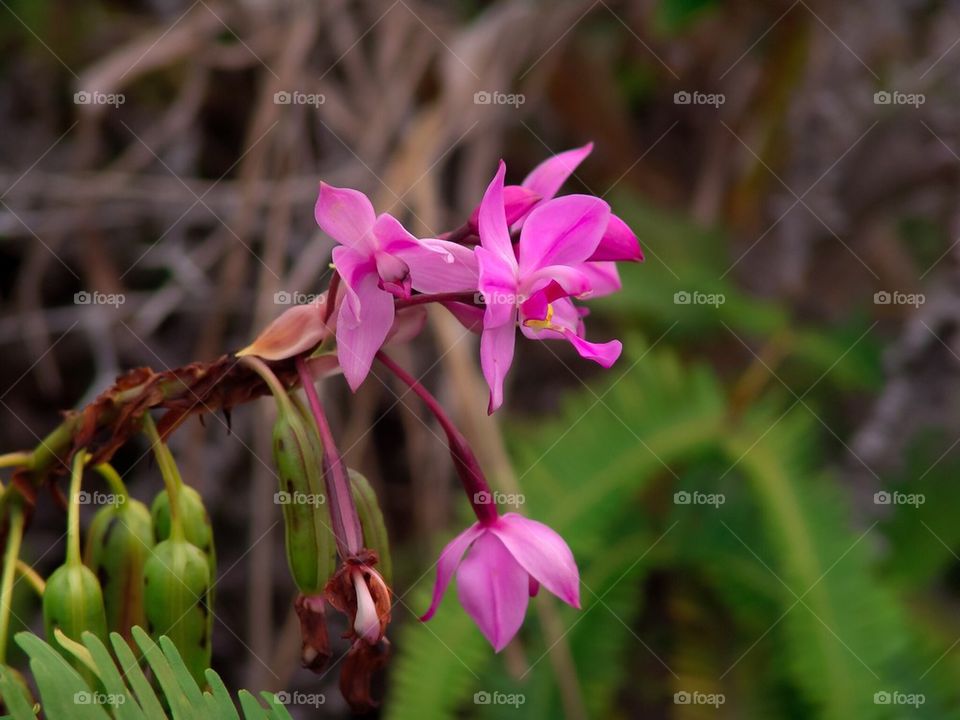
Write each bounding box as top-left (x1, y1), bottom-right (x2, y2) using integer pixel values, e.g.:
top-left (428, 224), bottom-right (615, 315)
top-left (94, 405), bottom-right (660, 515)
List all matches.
top-left (143, 538), bottom-right (212, 688)
top-left (83, 496), bottom-right (153, 642)
top-left (42, 563), bottom-right (108, 683)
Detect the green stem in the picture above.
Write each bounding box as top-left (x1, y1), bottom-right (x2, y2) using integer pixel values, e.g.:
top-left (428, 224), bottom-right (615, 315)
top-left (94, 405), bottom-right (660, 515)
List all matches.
top-left (92, 461), bottom-right (129, 505)
top-left (15, 561), bottom-right (45, 596)
top-left (239, 355), bottom-right (295, 416)
top-left (0, 452), bottom-right (30, 469)
top-left (66, 451), bottom-right (86, 567)
top-left (142, 414), bottom-right (185, 543)
top-left (0, 505), bottom-right (24, 664)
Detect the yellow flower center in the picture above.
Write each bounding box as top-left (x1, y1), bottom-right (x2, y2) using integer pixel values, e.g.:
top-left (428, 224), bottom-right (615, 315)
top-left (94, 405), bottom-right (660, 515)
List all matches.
top-left (523, 302), bottom-right (555, 331)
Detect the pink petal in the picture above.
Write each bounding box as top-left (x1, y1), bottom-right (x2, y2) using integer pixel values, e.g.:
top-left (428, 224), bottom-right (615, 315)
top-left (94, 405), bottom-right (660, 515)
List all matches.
top-left (332, 245), bottom-right (375, 322)
top-left (480, 318), bottom-right (517, 414)
top-left (478, 161), bottom-right (518, 268)
top-left (518, 195), bottom-right (610, 275)
top-left (420, 523), bottom-right (484, 622)
top-left (236, 298), bottom-right (330, 360)
top-left (315, 183), bottom-right (377, 251)
top-left (386, 306), bottom-right (428, 345)
top-left (521, 142), bottom-right (593, 202)
top-left (442, 302), bottom-right (485, 333)
top-left (455, 532), bottom-right (529, 652)
top-left (588, 214), bottom-right (643, 262)
top-left (578, 261), bottom-right (622, 297)
top-left (373, 213), bottom-right (420, 254)
top-left (477, 246), bottom-right (519, 327)
top-left (401, 239), bottom-right (479, 294)
top-left (562, 331), bottom-right (622, 368)
top-left (523, 264), bottom-right (594, 299)
top-left (519, 297), bottom-right (579, 342)
top-left (491, 514), bottom-right (581, 609)
top-left (469, 185), bottom-right (541, 230)
top-left (336, 273), bottom-right (395, 391)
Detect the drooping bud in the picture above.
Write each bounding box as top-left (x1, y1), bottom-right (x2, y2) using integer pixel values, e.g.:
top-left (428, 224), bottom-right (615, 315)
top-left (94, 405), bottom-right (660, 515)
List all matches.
top-left (83, 486), bottom-right (153, 642)
top-left (294, 593), bottom-right (331, 672)
top-left (236, 297), bottom-right (330, 361)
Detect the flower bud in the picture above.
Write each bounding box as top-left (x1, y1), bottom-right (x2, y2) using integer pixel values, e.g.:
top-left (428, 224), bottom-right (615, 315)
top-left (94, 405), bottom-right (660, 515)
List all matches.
top-left (42, 563), bottom-right (108, 683)
top-left (143, 537), bottom-right (212, 688)
top-left (83, 497), bottom-right (153, 641)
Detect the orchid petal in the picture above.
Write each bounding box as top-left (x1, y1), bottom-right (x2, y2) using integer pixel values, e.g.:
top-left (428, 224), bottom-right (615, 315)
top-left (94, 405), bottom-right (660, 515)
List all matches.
top-left (491, 514), bottom-right (581, 609)
top-left (442, 302), bottom-right (485, 333)
top-left (315, 183), bottom-right (377, 251)
top-left (518, 195), bottom-right (610, 274)
top-left (332, 245), bottom-right (375, 322)
top-left (480, 319), bottom-right (517, 414)
top-left (401, 239), bottom-right (479, 294)
top-left (469, 185), bottom-right (541, 230)
top-left (562, 332), bottom-right (622, 368)
top-left (420, 523), bottom-right (484, 622)
top-left (521, 142), bottom-right (593, 201)
top-left (455, 532), bottom-right (529, 652)
top-left (523, 264), bottom-right (594, 299)
top-left (374, 213), bottom-right (420, 254)
top-left (519, 297), bottom-right (579, 341)
top-left (578, 261), bottom-right (622, 297)
top-left (588, 214), bottom-right (643, 262)
top-left (478, 161), bottom-right (517, 268)
top-left (477, 246), bottom-right (519, 326)
top-left (236, 298), bottom-right (330, 360)
top-left (387, 306), bottom-right (428, 345)
top-left (336, 275), bottom-right (394, 391)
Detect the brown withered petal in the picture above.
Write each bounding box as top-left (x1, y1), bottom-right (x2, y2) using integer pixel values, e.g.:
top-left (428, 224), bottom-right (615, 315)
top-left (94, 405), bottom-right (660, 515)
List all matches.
top-left (340, 637), bottom-right (391, 713)
top-left (236, 297), bottom-right (330, 360)
top-left (324, 551), bottom-right (392, 643)
top-left (294, 593), bottom-right (332, 672)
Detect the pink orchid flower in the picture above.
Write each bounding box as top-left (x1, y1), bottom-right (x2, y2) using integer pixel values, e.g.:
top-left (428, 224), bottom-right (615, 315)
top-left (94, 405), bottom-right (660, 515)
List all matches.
top-left (315, 183), bottom-right (477, 391)
top-left (469, 142), bottom-right (643, 264)
top-left (477, 162), bottom-right (623, 413)
top-left (421, 512), bottom-right (580, 652)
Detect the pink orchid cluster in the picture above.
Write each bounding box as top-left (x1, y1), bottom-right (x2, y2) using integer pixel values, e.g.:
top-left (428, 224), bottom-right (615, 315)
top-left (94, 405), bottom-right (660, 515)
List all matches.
top-left (242, 143), bottom-right (641, 660)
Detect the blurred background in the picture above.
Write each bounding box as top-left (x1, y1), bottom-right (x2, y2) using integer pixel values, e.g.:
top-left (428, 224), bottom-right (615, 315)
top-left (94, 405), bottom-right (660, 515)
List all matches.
top-left (1, 0), bottom-right (959, 717)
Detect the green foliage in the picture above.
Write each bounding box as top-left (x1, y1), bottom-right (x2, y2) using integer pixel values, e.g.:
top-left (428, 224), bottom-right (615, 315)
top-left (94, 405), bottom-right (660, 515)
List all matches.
top-left (0, 627), bottom-right (290, 720)
top-left (386, 344), bottom-right (957, 719)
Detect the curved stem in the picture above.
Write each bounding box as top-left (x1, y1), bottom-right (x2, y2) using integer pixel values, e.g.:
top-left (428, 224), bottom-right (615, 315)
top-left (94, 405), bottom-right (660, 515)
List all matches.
top-left (375, 351), bottom-right (497, 524)
top-left (0, 505), bottom-right (24, 663)
top-left (322, 270), bottom-right (340, 326)
top-left (142, 414), bottom-right (185, 543)
top-left (395, 292), bottom-right (478, 310)
top-left (295, 356), bottom-right (363, 557)
top-left (0, 452), bottom-right (31, 469)
top-left (92, 461), bottom-right (129, 505)
top-left (66, 452), bottom-right (86, 567)
top-left (240, 355), bottom-right (295, 415)
top-left (15, 561), bottom-right (45, 596)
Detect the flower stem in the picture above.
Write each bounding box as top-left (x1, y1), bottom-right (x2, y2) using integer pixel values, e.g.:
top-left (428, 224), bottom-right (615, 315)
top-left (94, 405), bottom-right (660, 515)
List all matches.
top-left (66, 451), bottom-right (86, 567)
top-left (375, 351), bottom-right (497, 524)
top-left (322, 270), bottom-right (340, 326)
top-left (142, 414), bottom-right (186, 543)
top-left (0, 504), bottom-right (24, 664)
top-left (92, 461), bottom-right (129, 505)
top-left (394, 292), bottom-right (479, 310)
top-left (295, 356), bottom-right (363, 557)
